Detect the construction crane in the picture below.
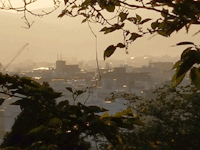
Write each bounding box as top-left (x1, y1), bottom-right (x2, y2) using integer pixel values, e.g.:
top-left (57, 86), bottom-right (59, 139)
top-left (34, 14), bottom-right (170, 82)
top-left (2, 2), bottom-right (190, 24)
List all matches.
top-left (1, 43), bottom-right (29, 72)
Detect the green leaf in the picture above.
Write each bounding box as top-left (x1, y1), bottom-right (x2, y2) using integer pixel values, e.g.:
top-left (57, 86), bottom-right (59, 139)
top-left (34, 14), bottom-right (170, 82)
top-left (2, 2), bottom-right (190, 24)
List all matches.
top-left (29, 125), bottom-right (45, 133)
top-left (82, 0), bottom-right (92, 6)
top-left (113, 108), bottom-right (133, 117)
top-left (178, 52), bottom-right (197, 77)
top-left (140, 18), bottom-right (152, 25)
top-left (10, 100), bottom-right (24, 105)
top-left (88, 106), bottom-right (108, 113)
top-left (100, 27), bottom-right (107, 32)
top-left (0, 98), bottom-right (5, 105)
top-left (105, 3), bottom-right (115, 12)
top-left (130, 117), bottom-right (144, 126)
top-left (161, 9), bottom-right (168, 17)
top-left (171, 51), bottom-right (197, 87)
top-left (75, 90), bottom-right (85, 96)
top-left (101, 112), bottom-right (109, 118)
top-left (104, 45), bottom-right (116, 60)
top-left (136, 14), bottom-right (142, 24)
top-left (181, 47), bottom-right (193, 60)
top-left (119, 12), bottom-right (128, 22)
top-left (157, 30), bottom-right (169, 37)
top-left (57, 100), bottom-right (69, 108)
top-left (129, 33), bottom-right (142, 41)
top-left (127, 17), bottom-right (137, 23)
top-left (151, 21), bottom-right (159, 29)
top-left (100, 24), bottom-right (124, 34)
top-left (81, 18), bottom-right (87, 23)
top-left (190, 67), bottom-right (200, 90)
top-left (66, 87), bottom-right (73, 93)
top-left (172, 60), bottom-right (182, 70)
top-left (171, 71), bottom-right (186, 88)
top-left (176, 41), bottom-right (194, 46)
top-left (116, 43), bottom-right (125, 48)
top-left (58, 10), bottom-right (67, 18)
top-left (49, 118), bottom-right (62, 126)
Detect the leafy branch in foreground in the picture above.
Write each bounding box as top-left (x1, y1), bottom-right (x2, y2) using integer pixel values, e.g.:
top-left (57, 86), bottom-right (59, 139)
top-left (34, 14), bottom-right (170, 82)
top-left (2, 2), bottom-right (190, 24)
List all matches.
top-left (59, 0), bottom-right (200, 59)
top-left (171, 41), bottom-right (200, 89)
top-left (0, 73), bottom-right (142, 149)
top-left (101, 85), bottom-right (200, 150)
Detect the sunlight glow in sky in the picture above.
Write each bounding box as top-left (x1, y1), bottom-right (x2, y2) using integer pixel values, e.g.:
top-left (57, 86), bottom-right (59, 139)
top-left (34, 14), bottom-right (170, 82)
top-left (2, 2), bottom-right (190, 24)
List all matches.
top-left (3, 0), bottom-right (60, 9)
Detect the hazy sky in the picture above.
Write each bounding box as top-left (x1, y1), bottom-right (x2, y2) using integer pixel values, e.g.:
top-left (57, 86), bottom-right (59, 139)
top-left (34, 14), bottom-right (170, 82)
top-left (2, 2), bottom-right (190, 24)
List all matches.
top-left (4, 0), bottom-right (56, 9)
top-left (0, 0), bottom-right (200, 66)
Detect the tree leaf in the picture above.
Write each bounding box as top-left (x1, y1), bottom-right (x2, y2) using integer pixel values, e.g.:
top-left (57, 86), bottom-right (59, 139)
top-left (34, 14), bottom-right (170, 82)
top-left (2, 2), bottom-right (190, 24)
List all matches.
top-left (151, 22), bottom-right (159, 29)
top-left (177, 52), bottom-right (197, 77)
top-left (116, 43), bottom-right (125, 48)
top-left (75, 90), bottom-right (85, 96)
top-left (58, 10), bottom-right (67, 18)
top-left (157, 30), bottom-right (169, 37)
top-left (0, 98), bottom-right (5, 105)
top-left (29, 125), bottom-right (46, 134)
top-left (127, 17), bottom-right (137, 23)
top-left (171, 70), bottom-right (186, 88)
top-left (82, 0), bottom-right (92, 7)
top-left (140, 18), bottom-right (152, 25)
top-left (100, 26), bottom-right (115, 34)
top-left (57, 100), bottom-right (69, 108)
top-left (119, 12), bottom-right (128, 22)
top-left (81, 18), bottom-right (87, 23)
top-left (88, 106), bottom-right (108, 113)
top-left (100, 27), bottom-right (107, 32)
top-left (136, 14), bottom-right (142, 24)
top-left (181, 47), bottom-right (193, 60)
top-left (190, 67), bottom-right (200, 90)
top-left (10, 100), bottom-right (23, 105)
top-left (49, 118), bottom-right (62, 126)
top-left (172, 60), bottom-right (182, 70)
top-left (131, 117), bottom-right (144, 126)
top-left (105, 3), bottom-right (115, 12)
top-left (171, 51), bottom-right (197, 87)
top-left (66, 87), bottom-right (73, 93)
top-left (101, 112), bottom-right (109, 119)
top-left (129, 33), bottom-right (142, 41)
top-left (104, 45), bottom-right (116, 60)
top-left (161, 9), bottom-right (168, 17)
top-left (176, 41), bottom-right (194, 46)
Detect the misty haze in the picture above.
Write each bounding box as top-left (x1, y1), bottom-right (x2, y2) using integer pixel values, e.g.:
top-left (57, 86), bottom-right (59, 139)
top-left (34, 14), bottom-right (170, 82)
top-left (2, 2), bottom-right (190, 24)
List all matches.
top-left (0, 0), bottom-right (200, 150)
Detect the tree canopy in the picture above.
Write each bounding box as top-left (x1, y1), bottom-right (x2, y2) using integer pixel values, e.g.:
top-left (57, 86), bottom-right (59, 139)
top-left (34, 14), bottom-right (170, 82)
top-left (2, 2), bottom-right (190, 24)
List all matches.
top-left (0, 73), bottom-right (143, 149)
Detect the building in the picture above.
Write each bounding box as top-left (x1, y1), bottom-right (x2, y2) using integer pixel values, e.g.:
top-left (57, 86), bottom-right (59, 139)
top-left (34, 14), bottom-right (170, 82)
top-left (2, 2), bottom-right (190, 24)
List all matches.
top-left (55, 60), bottom-right (80, 78)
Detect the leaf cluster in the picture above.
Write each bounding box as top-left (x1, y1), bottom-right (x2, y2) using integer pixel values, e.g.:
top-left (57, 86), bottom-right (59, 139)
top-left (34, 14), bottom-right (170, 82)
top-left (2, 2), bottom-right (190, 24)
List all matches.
top-left (171, 42), bottom-right (200, 89)
top-left (0, 73), bottom-right (141, 149)
top-left (104, 85), bottom-right (200, 150)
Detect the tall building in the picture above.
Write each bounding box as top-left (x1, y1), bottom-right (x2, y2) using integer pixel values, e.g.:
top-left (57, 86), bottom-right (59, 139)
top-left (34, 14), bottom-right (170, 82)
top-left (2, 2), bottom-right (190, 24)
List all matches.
top-left (56, 60), bottom-right (66, 74)
top-left (55, 60), bottom-right (80, 78)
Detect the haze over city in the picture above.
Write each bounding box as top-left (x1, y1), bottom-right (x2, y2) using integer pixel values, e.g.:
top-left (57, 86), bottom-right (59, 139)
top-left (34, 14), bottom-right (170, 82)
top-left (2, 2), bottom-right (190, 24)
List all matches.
top-left (0, 1), bottom-right (200, 67)
top-left (2, 1), bottom-right (200, 149)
